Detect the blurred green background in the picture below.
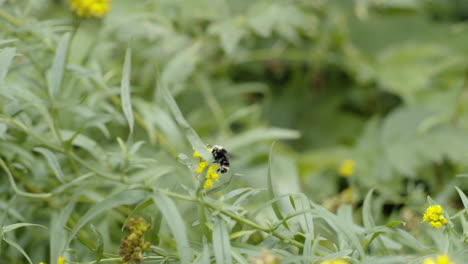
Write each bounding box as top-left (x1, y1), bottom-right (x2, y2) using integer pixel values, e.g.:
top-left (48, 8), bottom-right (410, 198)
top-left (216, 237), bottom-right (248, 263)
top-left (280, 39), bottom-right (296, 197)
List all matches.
top-left (1, 0), bottom-right (468, 263)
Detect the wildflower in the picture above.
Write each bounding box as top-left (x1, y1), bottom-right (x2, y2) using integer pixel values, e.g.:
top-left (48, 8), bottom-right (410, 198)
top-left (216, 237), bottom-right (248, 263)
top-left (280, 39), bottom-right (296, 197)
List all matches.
top-left (119, 217), bottom-right (152, 264)
top-left (321, 259), bottom-right (348, 264)
top-left (193, 148), bottom-right (223, 190)
top-left (39, 262), bottom-right (46, 264)
top-left (338, 159), bottom-right (355, 177)
top-left (193, 151), bottom-right (201, 159)
top-left (195, 161), bottom-right (209, 174)
top-left (203, 178), bottom-right (213, 190)
top-left (58, 257), bottom-right (65, 264)
top-left (422, 254), bottom-right (455, 264)
top-left (70, 0), bottom-right (111, 18)
top-left (250, 249), bottom-right (281, 264)
top-left (422, 205), bottom-right (448, 228)
top-left (206, 164), bottom-right (220, 181)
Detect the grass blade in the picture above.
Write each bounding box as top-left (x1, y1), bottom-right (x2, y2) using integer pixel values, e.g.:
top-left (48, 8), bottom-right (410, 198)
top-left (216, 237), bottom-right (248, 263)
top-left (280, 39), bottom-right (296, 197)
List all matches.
top-left (152, 192), bottom-right (192, 264)
top-left (213, 217), bottom-right (232, 264)
top-left (121, 47), bottom-right (134, 136)
top-left (48, 33), bottom-right (70, 97)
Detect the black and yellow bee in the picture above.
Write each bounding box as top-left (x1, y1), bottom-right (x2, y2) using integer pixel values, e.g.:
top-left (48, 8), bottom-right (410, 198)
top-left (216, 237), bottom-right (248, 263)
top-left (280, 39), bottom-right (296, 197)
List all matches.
top-left (210, 145), bottom-right (230, 173)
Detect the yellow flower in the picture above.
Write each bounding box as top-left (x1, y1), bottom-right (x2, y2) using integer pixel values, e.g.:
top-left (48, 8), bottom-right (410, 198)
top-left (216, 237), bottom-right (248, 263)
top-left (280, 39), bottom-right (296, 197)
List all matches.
top-left (70, 0), bottom-right (110, 18)
top-left (193, 151), bottom-right (201, 158)
top-left (338, 159), bottom-right (355, 177)
top-left (39, 262), bottom-right (46, 264)
top-left (195, 161), bottom-right (209, 174)
top-left (58, 256), bottom-right (65, 264)
top-left (422, 205), bottom-right (448, 228)
top-left (207, 164), bottom-right (220, 181)
top-left (422, 255), bottom-right (455, 264)
top-left (321, 259), bottom-right (348, 264)
top-left (203, 178), bottom-right (213, 190)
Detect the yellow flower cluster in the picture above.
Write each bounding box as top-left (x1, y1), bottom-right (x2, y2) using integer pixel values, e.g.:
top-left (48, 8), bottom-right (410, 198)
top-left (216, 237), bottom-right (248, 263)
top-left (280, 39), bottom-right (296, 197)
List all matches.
top-left (193, 150), bottom-right (220, 190)
top-left (338, 159), bottom-right (355, 177)
top-left (70, 0), bottom-right (110, 18)
top-left (422, 205), bottom-right (448, 228)
top-left (321, 259), bottom-right (348, 264)
top-left (422, 255), bottom-right (455, 264)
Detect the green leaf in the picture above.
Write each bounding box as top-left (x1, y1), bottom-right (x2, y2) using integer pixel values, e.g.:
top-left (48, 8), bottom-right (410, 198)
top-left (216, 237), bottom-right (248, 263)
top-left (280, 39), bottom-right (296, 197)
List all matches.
top-left (3, 237), bottom-right (33, 264)
top-left (363, 189), bottom-right (375, 228)
top-left (2, 223), bottom-right (46, 233)
top-left (160, 82), bottom-right (211, 160)
top-left (267, 143), bottom-right (289, 230)
top-left (0, 47), bottom-right (15, 88)
top-left (34, 147), bottom-right (65, 183)
top-left (455, 186), bottom-right (468, 209)
top-left (121, 47), bottom-right (134, 136)
top-left (208, 19), bottom-right (246, 54)
top-left (312, 203), bottom-right (364, 257)
top-left (51, 198), bottom-right (76, 264)
top-left (48, 33), bottom-right (71, 97)
top-left (90, 224), bottom-right (104, 263)
top-left (302, 233), bottom-right (312, 264)
top-left (200, 237), bottom-right (210, 264)
top-left (66, 189), bottom-right (145, 248)
top-left (152, 192), bottom-right (192, 264)
top-left (225, 128), bottom-right (300, 151)
top-left (213, 217), bottom-right (232, 264)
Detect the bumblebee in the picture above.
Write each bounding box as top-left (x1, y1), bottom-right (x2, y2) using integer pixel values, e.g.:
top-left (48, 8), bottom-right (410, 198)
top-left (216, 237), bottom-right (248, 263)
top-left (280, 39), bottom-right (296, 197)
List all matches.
top-left (210, 145), bottom-right (230, 173)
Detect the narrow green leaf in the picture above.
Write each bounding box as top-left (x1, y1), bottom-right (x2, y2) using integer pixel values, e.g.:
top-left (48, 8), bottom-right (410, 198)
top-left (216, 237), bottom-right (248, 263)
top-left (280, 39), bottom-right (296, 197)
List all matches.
top-left (48, 33), bottom-right (71, 97)
top-left (312, 202), bottom-right (364, 257)
top-left (152, 192), bottom-right (192, 264)
top-left (66, 189), bottom-right (145, 248)
top-left (3, 237), bottom-right (33, 264)
top-left (160, 82), bottom-right (210, 160)
top-left (201, 237), bottom-right (210, 264)
top-left (267, 143), bottom-right (290, 230)
top-left (0, 47), bottom-right (15, 88)
top-left (2, 223), bottom-right (46, 233)
top-left (455, 187), bottom-right (468, 209)
top-left (121, 47), bottom-right (134, 136)
top-left (302, 233), bottom-right (312, 264)
top-left (34, 147), bottom-right (65, 183)
top-left (90, 224), bottom-right (104, 263)
top-left (363, 189), bottom-right (375, 228)
top-left (51, 198), bottom-right (76, 264)
top-left (225, 128), bottom-right (300, 151)
top-left (213, 217), bottom-right (232, 264)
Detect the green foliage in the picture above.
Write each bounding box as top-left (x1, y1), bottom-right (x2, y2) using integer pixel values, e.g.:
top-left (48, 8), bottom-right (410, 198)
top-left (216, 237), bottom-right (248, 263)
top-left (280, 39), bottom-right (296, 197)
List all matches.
top-left (1, 0), bottom-right (468, 264)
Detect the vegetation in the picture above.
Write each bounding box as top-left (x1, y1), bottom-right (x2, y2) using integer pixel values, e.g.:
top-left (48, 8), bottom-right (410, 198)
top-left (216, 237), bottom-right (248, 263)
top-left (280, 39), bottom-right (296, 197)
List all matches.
top-left (0, 0), bottom-right (467, 264)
